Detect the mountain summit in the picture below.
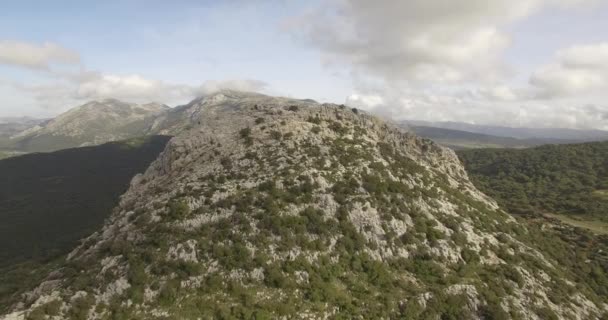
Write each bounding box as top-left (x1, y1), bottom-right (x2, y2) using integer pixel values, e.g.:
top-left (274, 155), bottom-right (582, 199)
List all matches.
top-left (3, 92), bottom-right (606, 319)
top-left (8, 100), bottom-right (168, 153)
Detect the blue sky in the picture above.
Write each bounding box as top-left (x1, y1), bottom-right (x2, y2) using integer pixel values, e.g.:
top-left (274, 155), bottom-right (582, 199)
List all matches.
top-left (1, 0), bottom-right (608, 129)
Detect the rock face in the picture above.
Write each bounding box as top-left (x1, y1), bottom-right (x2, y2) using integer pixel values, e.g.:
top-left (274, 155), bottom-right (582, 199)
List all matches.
top-left (9, 99), bottom-right (168, 152)
top-left (3, 91), bottom-right (607, 319)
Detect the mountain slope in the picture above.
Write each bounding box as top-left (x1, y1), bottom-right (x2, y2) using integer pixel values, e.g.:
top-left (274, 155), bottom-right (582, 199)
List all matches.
top-left (3, 92), bottom-right (607, 319)
top-left (8, 99), bottom-right (168, 153)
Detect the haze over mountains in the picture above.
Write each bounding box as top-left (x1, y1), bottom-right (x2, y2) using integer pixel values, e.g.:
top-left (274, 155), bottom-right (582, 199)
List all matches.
top-left (404, 120), bottom-right (608, 149)
top-left (3, 94), bottom-right (608, 158)
top-left (2, 100), bottom-right (168, 153)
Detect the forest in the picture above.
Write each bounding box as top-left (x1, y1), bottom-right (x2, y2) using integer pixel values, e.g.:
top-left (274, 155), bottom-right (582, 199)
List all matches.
top-left (458, 141), bottom-right (608, 221)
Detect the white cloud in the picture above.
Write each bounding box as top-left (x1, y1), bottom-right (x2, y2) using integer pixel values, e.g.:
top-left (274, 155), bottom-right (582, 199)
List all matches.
top-left (347, 88), bottom-right (608, 130)
top-left (194, 79), bottom-right (269, 96)
top-left (75, 73), bottom-right (191, 103)
top-left (74, 74), bottom-right (268, 104)
top-left (290, 0), bottom-right (564, 85)
top-left (289, 0), bottom-right (607, 129)
top-left (12, 71), bottom-right (269, 113)
top-left (293, 0), bottom-right (599, 86)
top-left (0, 40), bottom-right (80, 70)
top-left (0, 39), bottom-right (270, 112)
top-left (530, 43), bottom-right (608, 97)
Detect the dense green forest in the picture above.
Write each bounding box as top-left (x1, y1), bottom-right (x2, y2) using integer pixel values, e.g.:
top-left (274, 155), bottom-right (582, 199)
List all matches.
top-left (0, 135), bottom-right (171, 267)
top-left (458, 141), bottom-right (608, 221)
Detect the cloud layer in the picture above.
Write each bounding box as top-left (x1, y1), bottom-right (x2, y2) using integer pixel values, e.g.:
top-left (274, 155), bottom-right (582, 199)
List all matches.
top-left (2, 1), bottom-right (608, 129)
top-left (293, 0), bottom-right (555, 84)
top-left (0, 40), bottom-right (80, 70)
top-left (14, 72), bottom-right (269, 112)
top-left (1, 39), bottom-right (269, 114)
top-left (531, 43), bottom-right (608, 97)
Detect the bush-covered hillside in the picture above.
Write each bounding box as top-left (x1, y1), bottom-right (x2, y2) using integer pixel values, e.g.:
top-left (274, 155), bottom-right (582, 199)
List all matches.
top-left (6, 93), bottom-right (607, 319)
top-left (0, 135), bottom-right (171, 267)
top-left (458, 141), bottom-right (608, 220)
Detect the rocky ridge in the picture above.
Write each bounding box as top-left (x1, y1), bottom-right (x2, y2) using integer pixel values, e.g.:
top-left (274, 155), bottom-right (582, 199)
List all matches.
top-left (3, 91), bottom-right (607, 319)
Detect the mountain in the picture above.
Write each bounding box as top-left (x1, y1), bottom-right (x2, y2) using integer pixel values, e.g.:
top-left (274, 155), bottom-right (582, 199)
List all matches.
top-left (6, 99), bottom-right (169, 153)
top-left (407, 125), bottom-right (561, 150)
top-left (147, 91), bottom-right (323, 135)
top-left (3, 91), bottom-right (606, 319)
top-left (403, 120), bottom-right (608, 142)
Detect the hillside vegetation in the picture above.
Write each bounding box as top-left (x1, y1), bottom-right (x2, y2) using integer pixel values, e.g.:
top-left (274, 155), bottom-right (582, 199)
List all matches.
top-left (457, 141), bottom-right (608, 309)
top-left (4, 92), bottom-right (607, 319)
top-left (458, 141), bottom-right (608, 221)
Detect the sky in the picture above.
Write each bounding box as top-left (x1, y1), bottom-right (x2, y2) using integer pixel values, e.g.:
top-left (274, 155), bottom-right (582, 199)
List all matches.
top-left (1, 0), bottom-right (608, 130)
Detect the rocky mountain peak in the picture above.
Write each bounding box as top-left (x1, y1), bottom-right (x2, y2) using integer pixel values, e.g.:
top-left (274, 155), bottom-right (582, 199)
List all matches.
top-left (3, 94), bottom-right (607, 319)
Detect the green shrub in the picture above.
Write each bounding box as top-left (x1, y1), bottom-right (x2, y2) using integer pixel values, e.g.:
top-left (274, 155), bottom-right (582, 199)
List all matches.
top-left (307, 115), bottom-right (321, 125)
top-left (239, 127), bottom-right (251, 138)
top-left (158, 279), bottom-right (180, 306)
top-left (461, 248), bottom-right (480, 264)
top-left (264, 264), bottom-right (289, 288)
top-left (167, 199), bottom-right (190, 220)
top-left (68, 294), bottom-right (95, 320)
top-left (220, 157), bottom-right (232, 169)
top-left (534, 307), bottom-right (559, 320)
top-left (239, 127), bottom-right (253, 145)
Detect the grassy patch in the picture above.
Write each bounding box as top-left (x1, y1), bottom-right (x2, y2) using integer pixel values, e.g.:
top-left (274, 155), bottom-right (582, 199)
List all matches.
top-left (593, 190), bottom-right (608, 200)
top-left (544, 213), bottom-right (608, 235)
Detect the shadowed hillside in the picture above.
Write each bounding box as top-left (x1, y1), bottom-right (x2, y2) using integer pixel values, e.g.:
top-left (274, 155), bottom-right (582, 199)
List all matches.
top-left (0, 135), bottom-right (171, 267)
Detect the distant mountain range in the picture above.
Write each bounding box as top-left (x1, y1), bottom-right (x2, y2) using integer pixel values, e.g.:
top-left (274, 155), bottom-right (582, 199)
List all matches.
top-left (0, 117), bottom-right (47, 141)
top-left (404, 120), bottom-right (608, 141)
top-left (3, 100), bottom-right (608, 156)
top-left (406, 126), bottom-right (577, 150)
top-left (0, 94), bottom-right (317, 155)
